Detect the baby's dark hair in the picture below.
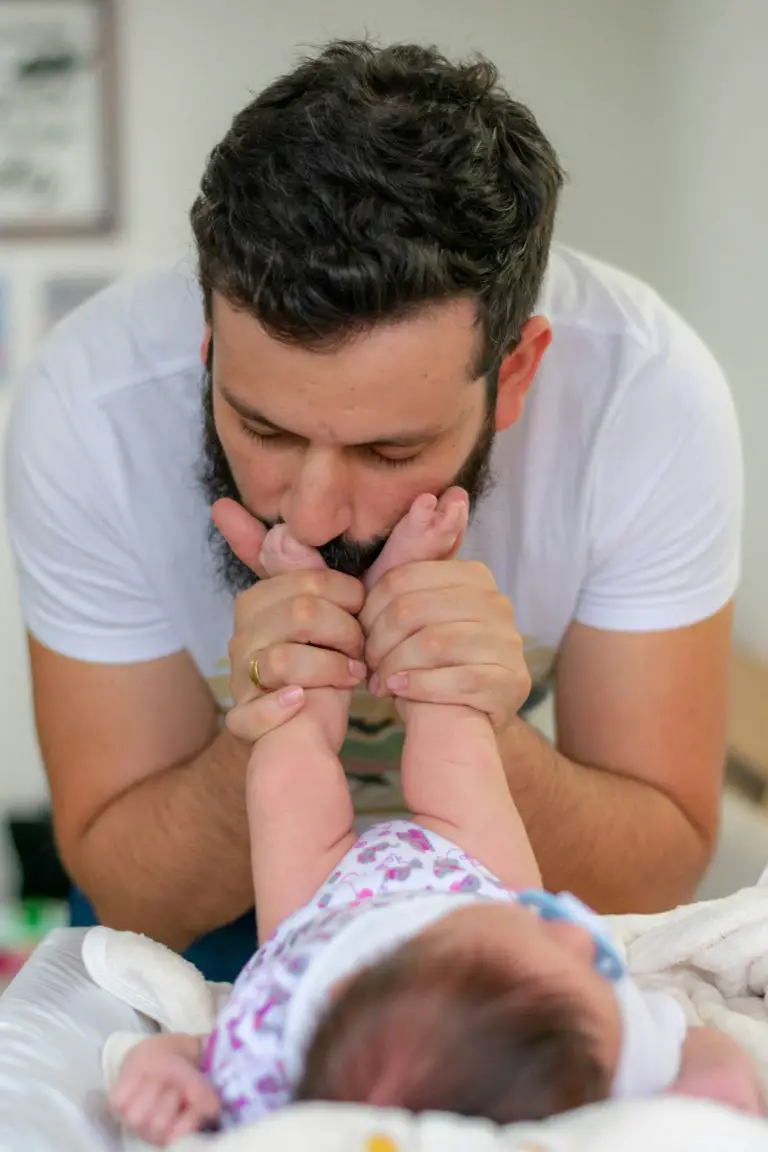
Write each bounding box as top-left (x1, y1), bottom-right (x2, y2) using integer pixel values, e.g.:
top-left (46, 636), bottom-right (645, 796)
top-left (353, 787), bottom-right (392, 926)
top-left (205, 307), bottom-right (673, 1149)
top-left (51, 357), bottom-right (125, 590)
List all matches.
top-left (295, 934), bottom-right (611, 1123)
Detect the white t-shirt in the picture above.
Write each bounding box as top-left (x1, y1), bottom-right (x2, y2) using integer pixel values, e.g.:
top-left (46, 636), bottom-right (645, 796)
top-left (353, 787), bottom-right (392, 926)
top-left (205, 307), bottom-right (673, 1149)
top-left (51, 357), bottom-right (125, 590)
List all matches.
top-left (4, 245), bottom-right (743, 767)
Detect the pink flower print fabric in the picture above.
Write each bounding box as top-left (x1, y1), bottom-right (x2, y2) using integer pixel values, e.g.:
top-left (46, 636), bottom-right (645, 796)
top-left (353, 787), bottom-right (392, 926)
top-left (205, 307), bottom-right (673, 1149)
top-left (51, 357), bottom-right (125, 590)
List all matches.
top-left (204, 819), bottom-right (513, 1128)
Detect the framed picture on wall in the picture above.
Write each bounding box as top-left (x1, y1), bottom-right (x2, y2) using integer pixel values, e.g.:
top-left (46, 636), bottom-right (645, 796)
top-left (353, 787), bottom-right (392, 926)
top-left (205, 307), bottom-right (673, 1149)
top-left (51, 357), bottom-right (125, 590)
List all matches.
top-left (0, 0), bottom-right (118, 239)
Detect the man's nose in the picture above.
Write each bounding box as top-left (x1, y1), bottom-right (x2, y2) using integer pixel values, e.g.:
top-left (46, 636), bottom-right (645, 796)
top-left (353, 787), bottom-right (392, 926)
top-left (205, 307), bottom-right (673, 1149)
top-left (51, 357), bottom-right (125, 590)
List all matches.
top-left (282, 447), bottom-right (353, 547)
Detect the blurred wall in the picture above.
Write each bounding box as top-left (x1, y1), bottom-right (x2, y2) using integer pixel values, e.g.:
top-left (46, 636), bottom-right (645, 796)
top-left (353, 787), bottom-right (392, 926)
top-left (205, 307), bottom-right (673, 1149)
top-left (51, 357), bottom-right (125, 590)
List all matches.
top-left (650, 0), bottom-right (768, 658)
top-left (1, 0), bottom-right (757, 872)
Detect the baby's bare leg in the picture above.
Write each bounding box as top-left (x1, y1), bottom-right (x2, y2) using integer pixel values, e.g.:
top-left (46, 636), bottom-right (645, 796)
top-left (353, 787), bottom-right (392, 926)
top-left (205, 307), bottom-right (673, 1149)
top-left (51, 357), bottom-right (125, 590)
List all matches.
top-left (671, 1028), bottom-right (764, 1116)
top-left (365, 492), bottom-right (541, 888)
top-left (247, 528), bottom-right (357, 940)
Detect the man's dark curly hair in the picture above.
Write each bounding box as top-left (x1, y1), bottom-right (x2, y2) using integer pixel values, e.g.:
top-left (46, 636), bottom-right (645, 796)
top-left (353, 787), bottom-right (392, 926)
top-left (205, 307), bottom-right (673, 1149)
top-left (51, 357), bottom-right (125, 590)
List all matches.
top-left (190, 38), bottom-right (564, 382)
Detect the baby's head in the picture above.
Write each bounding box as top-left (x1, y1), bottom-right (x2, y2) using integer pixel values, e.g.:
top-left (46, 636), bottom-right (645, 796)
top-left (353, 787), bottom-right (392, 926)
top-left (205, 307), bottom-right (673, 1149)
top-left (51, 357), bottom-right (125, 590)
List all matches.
top-left (295, 902), bottom-right (622, 1123)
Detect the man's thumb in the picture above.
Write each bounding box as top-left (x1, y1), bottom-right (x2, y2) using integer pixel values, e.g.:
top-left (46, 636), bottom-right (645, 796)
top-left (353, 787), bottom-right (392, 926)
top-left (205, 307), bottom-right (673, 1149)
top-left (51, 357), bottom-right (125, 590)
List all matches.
top-left (211, 498), bottom-right (268, 575)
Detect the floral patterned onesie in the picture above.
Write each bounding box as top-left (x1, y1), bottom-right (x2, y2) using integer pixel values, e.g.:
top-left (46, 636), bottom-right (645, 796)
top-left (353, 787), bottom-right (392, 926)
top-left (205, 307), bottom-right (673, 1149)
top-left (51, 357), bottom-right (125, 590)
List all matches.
top-left (202, 818), bottom-right (679, 1129)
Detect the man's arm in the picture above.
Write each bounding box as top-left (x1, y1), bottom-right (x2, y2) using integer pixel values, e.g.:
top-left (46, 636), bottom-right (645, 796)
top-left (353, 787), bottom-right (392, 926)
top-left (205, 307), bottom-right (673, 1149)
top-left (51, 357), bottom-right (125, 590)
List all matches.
top-left (499, 605), bottom-right (731, 912)
top-left (29, 636), bottom-right (288, 952)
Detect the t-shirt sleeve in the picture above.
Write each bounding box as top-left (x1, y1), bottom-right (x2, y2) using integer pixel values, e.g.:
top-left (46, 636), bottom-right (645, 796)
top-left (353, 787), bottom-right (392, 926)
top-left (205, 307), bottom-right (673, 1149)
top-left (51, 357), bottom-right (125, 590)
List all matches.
top-left (4, 355), bottom-right (182, 664)
top-left (612, 980), bottom-right (688, 1097)
top-left (575, 328), bottom-right (743, 632)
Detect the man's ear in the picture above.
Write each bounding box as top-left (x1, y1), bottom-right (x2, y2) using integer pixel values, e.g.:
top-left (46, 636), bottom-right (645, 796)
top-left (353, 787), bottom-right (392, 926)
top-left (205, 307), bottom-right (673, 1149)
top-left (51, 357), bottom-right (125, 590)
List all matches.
top-left (495, 316), bottom-right (552, 431)
top-left (200, 326), bottom-right (212, 369)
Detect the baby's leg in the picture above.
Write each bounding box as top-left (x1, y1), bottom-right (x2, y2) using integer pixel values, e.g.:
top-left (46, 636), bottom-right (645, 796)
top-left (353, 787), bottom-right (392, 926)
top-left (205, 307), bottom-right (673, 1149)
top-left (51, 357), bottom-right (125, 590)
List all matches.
top-left (672, 1028), bottom-right (764, 1117)
top-left (247, 528), bottom-right (356, 941)
top-left (365, 492), bottom-right (541, 888)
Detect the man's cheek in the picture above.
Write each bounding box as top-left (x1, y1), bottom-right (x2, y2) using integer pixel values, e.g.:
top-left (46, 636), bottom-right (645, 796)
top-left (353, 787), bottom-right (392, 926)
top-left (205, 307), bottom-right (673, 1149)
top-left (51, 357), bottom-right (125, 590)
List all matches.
top-left (350, 475), bottom-right (421, 543)
top-left (232, 450), bottom-right (285, 520)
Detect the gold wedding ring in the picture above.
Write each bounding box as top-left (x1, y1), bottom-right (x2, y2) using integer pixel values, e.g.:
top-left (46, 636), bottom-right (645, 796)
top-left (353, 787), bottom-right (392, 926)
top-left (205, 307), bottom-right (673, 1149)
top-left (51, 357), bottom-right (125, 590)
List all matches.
top-left (248, 656), bottom-right (264, 691)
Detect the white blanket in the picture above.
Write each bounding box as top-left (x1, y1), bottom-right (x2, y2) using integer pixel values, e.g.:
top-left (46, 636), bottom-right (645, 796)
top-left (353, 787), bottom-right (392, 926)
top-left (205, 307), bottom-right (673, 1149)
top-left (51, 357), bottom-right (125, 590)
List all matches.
top-left (82, 882), bottom-right (768, 1151)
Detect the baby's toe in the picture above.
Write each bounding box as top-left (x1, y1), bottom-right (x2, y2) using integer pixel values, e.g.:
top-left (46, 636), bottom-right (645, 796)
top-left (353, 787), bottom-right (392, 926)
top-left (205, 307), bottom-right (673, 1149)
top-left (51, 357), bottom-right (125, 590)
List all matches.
top-left (365, 488), bottom-right (468, 588)
top-left (260, 524), bottom-right (326, 576)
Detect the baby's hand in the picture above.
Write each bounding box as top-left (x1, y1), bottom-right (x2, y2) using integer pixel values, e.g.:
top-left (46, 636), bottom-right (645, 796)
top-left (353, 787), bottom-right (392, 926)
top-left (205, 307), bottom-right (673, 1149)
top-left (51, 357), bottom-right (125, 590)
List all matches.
top-left (110, 1033), bottom-right (220, 1146)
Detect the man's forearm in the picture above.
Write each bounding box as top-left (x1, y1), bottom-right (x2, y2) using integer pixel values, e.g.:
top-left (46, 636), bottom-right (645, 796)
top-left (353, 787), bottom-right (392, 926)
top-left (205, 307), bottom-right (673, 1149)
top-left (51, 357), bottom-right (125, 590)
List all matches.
top-left (500, 717), bottom-right (711, 912)
top-left (73, 727), bottom-right (254, 952)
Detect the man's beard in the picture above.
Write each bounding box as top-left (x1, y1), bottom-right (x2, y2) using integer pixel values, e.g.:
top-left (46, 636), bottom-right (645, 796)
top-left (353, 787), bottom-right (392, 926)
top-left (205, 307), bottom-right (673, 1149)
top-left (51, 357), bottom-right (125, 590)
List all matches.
top-left (199, 377), bottom-right (496, 593)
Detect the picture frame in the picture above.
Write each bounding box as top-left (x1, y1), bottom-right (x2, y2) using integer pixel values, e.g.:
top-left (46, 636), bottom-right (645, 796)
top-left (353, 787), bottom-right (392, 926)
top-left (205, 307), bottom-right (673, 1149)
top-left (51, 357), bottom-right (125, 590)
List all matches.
top-left (0, 0), bottom-right (118, 239)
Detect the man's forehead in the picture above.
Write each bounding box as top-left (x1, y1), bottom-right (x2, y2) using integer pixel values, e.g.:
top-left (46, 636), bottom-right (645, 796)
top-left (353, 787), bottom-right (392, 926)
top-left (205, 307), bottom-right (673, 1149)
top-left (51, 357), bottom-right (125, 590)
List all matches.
top-left (211, 292), bottom-right (483, 381)
top-left (218, 383), bottom-right (459, 447)
top-left (211, 295), bottom-right (485, 440)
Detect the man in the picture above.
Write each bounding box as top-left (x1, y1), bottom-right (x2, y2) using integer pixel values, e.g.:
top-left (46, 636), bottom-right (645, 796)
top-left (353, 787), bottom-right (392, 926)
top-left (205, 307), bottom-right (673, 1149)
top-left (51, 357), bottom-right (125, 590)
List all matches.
top-left (4, 41), bottom-right (741, 983)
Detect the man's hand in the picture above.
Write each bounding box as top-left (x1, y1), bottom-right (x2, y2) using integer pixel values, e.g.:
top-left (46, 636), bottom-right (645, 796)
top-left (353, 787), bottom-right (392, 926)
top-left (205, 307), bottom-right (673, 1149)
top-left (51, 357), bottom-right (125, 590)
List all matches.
top-left (212, 499), bottom-right (368, 741)
top-left (360, 558), bottom-right (531, 729)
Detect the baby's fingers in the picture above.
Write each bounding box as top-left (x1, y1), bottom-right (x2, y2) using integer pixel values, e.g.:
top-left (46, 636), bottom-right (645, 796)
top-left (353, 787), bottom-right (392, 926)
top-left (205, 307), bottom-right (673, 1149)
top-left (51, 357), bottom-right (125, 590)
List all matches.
top-left (118, 1076), bottom-right (167, 1136)
top-left (109, 1071), bottom-right (139, 1113)
top-left (187, 1073), bottom-right (222, 1123)
top-left (165, 1088), bottom-right (221, 1144)
top-left (165, 1109), bottom-right (203, 1145)
top-left (146, 1085), bottom-right (186, 1146)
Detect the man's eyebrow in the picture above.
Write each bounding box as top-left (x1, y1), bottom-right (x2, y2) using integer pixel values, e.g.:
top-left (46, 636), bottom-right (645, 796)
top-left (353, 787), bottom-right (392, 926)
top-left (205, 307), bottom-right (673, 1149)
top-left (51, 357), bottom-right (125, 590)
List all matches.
top-left (221, 387), bottom-right (442, 448)
top-left (366, 429), bottom-right (443, 448)
top-left (222, 389), bottom-right (284, 431)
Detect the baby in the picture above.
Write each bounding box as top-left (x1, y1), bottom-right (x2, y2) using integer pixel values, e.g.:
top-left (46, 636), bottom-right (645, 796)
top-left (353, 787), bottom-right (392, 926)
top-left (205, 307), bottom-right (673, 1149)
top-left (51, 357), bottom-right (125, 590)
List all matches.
top-left (111, 490), bottom-right (763, 1145)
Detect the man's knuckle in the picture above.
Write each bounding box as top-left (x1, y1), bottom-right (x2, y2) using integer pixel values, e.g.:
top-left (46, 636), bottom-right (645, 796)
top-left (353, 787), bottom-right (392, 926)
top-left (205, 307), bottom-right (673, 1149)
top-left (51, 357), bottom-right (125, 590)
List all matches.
top-left (391, 594), bottom-right (416, 631)
top-left (466, 560), bottom-right (494, 585)
top-left (301, 572), bottom-right (325, 598)
top-left (457, 664), bottom-right (482, 693)
top-left (346, 621), bottom-right (364, 656)
top-left (266, 645), bottom-right (288, 682)
top-left (492, 588), bottom-right (512, 613)
top-left (422, 626), bottom-right (444, 659)
top-left (381, 567), bottom-right (407, 598)
top-left (291, 594), bottom-right (318, 630)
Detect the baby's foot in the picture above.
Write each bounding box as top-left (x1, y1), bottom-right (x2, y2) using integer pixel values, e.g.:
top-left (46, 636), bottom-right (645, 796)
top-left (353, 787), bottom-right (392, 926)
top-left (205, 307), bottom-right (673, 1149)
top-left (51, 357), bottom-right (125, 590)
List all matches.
top-left (363, 490), bottom-right (502, 802)
top-left (364, 488), bottom-right (468, 592)
top-left (258, 526), bottom-right (350, 752)
top-left (364, 488), bottom-right (468, 705)
top-left (259, 524), bottom-right (326, 578)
